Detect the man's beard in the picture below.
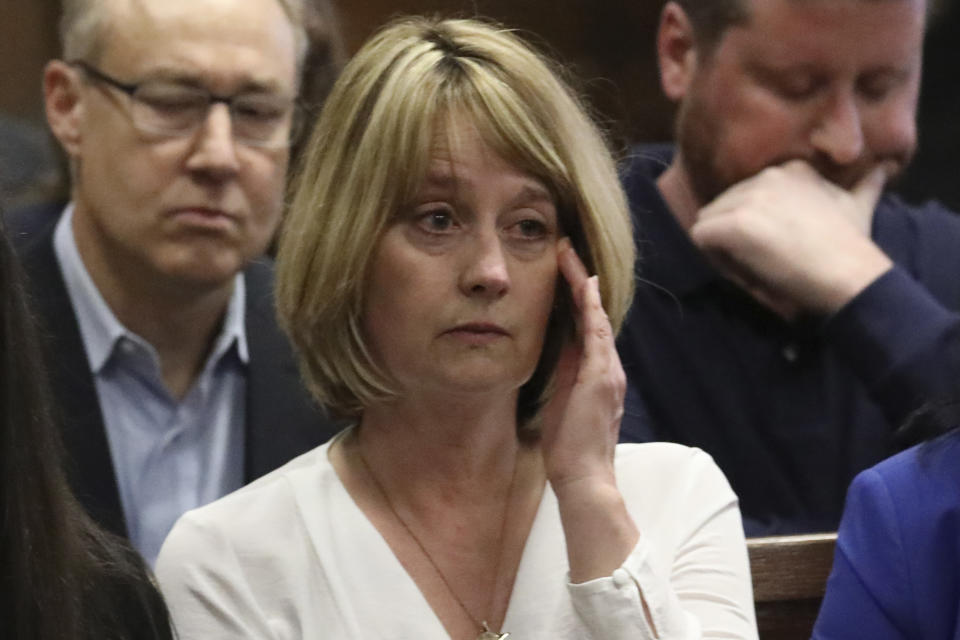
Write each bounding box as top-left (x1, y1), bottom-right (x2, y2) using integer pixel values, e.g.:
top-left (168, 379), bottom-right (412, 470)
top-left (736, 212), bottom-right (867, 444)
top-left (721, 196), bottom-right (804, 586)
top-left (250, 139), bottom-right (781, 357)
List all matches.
top-left (673, 89), bottom-right (913, 208)
top-left (673, 91), bottom-right (732, 208)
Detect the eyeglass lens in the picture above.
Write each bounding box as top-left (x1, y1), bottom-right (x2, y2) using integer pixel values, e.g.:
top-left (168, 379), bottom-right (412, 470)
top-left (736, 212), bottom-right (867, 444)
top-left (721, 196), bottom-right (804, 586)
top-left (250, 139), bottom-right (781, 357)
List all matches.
top-left (131, 82), bottom-right (294, 147)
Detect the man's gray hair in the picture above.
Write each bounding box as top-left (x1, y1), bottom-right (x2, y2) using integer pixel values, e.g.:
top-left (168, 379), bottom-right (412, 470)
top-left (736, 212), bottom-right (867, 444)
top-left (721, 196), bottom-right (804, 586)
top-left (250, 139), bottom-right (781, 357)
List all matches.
top-left (59, 0), bottom-right (308, 70)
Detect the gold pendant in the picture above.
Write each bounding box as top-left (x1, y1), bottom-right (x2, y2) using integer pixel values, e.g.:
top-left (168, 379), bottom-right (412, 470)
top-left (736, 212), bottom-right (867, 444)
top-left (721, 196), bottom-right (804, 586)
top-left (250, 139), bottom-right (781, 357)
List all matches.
top-left (477, 622), bottom-right (509, 640)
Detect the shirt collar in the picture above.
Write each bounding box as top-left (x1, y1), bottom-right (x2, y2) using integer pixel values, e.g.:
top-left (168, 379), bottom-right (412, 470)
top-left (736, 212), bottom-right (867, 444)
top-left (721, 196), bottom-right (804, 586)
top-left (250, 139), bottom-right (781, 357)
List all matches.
top-left (53, 204), bottom-right (249, 373)
top-left (624, 145), bottom-right (720, 296)
top-left (214, 271), bottom-right (249, 365)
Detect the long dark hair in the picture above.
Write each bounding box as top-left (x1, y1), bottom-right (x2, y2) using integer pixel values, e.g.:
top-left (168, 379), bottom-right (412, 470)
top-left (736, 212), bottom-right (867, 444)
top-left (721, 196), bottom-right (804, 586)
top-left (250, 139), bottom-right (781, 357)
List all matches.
top-left (894, 390), bottom-right (960, 451)
top-left (0, 215), bottom-right (171, 640)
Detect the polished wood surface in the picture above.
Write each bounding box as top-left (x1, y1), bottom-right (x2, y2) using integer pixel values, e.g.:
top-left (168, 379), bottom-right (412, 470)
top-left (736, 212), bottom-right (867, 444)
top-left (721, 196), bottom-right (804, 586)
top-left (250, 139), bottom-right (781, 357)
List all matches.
top-left (748, 532), bottom-right (837, 640)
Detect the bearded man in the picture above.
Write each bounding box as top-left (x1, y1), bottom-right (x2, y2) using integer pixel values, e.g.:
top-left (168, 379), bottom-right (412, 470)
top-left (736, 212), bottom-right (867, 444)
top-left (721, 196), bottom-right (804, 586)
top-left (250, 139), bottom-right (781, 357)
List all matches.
top-left (617, 0), bottom-right (960, 535)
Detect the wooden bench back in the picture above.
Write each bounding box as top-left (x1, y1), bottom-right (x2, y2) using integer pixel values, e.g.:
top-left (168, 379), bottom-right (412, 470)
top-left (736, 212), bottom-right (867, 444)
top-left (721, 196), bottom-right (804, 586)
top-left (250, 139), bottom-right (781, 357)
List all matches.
top-left (748, 532), bottom-right (837, 640)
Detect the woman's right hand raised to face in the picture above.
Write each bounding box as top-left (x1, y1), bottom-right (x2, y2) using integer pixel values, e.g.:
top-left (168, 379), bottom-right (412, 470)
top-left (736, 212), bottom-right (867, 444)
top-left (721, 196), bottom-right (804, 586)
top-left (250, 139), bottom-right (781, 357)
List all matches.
top-left (539, 238), bottom-right (640, 583)
top-left (540, 238), bottom-right (625, 490)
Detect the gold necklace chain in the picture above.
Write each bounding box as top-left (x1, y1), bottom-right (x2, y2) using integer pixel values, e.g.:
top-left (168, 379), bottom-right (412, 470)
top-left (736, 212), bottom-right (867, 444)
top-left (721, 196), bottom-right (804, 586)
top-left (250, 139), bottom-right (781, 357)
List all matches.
top-left (354, 440), bottom-right (513, 640)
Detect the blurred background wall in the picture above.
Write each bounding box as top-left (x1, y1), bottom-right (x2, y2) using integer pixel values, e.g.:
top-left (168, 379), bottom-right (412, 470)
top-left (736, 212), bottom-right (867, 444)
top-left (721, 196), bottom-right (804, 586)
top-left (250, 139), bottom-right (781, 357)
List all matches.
top-left (2, 0), bottom-right (957, 210)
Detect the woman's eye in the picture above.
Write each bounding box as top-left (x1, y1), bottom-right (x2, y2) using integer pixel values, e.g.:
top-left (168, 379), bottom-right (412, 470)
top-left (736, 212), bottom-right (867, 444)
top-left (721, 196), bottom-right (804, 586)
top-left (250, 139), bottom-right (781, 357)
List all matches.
top-left (415, 208), bottom-right (456, 234)
top-left (508, 217), bottom-right (550, 241)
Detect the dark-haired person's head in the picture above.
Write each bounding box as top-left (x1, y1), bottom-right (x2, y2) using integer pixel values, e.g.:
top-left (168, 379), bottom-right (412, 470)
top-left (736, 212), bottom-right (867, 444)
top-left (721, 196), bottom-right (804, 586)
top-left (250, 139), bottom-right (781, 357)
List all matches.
top-left (0, 214), bottom-right (171, 640)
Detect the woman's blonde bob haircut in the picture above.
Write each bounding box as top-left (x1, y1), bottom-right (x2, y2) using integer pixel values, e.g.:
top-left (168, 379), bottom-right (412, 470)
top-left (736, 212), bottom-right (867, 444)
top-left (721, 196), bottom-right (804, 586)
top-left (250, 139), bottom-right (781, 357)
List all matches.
top-left (277, 16), bottom-right (635, 428)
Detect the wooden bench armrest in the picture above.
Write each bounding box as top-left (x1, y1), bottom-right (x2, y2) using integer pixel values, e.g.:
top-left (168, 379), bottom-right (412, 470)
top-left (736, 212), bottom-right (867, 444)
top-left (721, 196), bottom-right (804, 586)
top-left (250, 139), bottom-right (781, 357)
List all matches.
top-left (748, 532), bottom-right (837, 602)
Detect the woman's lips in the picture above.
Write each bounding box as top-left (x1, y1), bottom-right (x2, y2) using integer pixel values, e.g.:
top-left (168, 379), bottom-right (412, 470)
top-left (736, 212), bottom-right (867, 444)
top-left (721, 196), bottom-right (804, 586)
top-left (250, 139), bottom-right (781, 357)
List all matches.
top-left (444, 322), bottom-right (510, 344)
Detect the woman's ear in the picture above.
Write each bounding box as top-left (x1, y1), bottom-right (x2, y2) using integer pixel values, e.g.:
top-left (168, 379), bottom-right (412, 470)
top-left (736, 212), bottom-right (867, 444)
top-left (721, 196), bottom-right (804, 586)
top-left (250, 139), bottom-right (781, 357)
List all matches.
top-left (44, 60), bottom-right (85, 157)
top-left (657, 2), bottom-right (699, 102)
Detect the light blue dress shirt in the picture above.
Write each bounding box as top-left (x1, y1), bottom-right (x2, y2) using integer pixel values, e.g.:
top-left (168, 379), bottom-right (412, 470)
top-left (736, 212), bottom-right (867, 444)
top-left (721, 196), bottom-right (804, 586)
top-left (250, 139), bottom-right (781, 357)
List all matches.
top-left (54, 205), bottom-right (247, 567)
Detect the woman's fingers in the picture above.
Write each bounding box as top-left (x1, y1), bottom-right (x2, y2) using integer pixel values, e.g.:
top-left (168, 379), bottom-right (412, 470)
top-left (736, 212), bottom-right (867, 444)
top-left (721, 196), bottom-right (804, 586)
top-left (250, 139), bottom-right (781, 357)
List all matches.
top-left (543, 243), bottom-right (624, 485)
top-left (555, 239), bottom-right (619, 382)
top-left (557, 239), bottom-right (590, 311)
top-left (581, 276), bottom-right (614, 364)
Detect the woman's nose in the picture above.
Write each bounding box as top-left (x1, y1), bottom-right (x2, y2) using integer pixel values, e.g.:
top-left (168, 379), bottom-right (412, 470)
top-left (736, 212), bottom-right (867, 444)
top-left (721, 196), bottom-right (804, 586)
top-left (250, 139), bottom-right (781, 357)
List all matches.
top-left (458, 231), bottom-right (510, 299)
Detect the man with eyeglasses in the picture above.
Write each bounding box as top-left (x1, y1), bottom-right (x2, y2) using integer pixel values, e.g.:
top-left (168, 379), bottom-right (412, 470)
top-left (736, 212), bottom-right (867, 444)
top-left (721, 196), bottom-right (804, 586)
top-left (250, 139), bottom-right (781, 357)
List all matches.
top-left (6, 0), bottom-right (341, 567)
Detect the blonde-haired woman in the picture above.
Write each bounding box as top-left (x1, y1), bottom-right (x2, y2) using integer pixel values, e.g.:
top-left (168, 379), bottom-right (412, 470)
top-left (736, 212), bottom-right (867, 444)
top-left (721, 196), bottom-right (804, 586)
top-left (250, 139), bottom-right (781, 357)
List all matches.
top-left (156, 17), bottom-right (757, 639)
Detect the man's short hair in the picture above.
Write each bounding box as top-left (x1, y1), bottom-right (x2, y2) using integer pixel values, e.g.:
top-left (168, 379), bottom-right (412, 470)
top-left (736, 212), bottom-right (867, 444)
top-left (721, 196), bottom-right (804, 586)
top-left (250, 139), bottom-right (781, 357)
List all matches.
top-left (673, 0), bottom-right (750, 53)
top-left (276, 17), bottom-right (636, 430)
top-left (59, 0), bottom-right (309, 72)
top-left (674, 0), bottom-right (930, 55)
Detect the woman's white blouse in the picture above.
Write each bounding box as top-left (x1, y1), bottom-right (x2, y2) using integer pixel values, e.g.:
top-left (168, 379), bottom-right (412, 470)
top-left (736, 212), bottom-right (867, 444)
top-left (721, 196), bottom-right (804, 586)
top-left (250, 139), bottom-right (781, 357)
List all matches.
top-left (156, 439), bottom-right (757, 639)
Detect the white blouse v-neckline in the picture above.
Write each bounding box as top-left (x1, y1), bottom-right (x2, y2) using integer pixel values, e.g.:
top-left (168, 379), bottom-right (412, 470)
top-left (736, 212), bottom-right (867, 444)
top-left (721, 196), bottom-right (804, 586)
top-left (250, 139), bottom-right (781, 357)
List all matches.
top-left (290, 439), bottom-right (566, 638)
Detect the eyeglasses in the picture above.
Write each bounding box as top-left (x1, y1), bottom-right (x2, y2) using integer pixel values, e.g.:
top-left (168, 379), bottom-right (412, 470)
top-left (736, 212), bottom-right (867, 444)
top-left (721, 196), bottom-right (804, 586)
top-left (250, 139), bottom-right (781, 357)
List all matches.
top-left (71, 60), bottom-right (298, 149)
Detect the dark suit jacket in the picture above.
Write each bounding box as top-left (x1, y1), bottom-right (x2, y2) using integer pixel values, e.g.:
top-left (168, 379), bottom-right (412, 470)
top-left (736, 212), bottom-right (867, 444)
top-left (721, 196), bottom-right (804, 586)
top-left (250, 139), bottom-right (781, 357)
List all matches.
top-left (5, 203), bottom-right (342, 537)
